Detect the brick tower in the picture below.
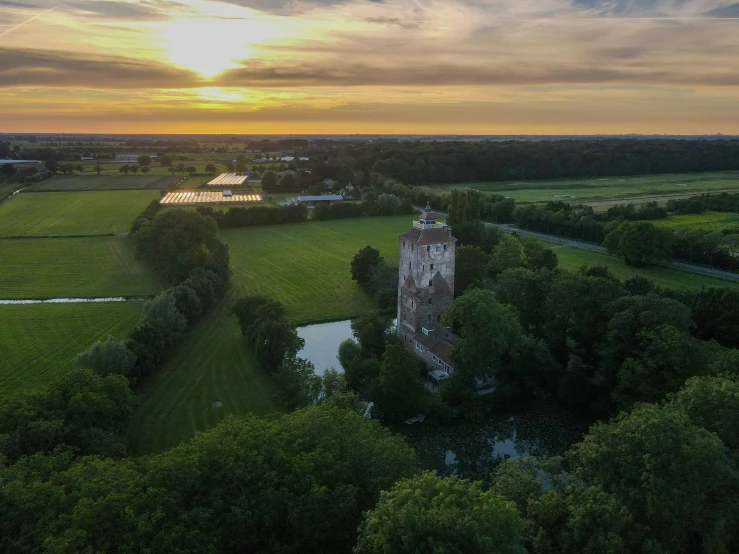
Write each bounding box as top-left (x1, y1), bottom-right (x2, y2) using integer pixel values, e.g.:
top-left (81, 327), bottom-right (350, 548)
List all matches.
top-left (397, 205), bottom-right (458, 377)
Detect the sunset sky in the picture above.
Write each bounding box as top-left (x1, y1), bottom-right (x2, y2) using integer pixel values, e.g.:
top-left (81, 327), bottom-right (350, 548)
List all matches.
top-left (1, 0), bottom-right (738, 134)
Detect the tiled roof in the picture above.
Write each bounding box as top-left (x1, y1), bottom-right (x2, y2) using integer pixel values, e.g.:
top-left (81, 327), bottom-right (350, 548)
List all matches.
top-left (398, 228), bottom-right (454, 245)
top-left (413, 329), bottom-right (458, 367)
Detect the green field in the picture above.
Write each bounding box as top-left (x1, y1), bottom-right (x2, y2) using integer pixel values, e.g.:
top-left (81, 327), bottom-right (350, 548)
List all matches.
top-left (0, 190), bottom-right (161, 237)
top-left (427, 172), bottom-right (739, 204)
top-left (654, 211), bottom-right (739, 231)
top-left (27, 174), bottom-right (165, 191)
top-left (127, 216), bottom-right (411, 454)
top-left (549, 244), bottom-right (739, 291)
top-left (0, 236), bottom-right (161, 299)
top-left (0, 302), bottom-right (143, 398)
top-left (126, 301), bottom-right (279, 455)
top-left (223, 216), bottom-right (411, 323)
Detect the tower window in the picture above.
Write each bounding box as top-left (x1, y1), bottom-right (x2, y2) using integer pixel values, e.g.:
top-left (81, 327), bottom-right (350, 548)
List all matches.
top-left (429, 280), bottom-right (433, 287)
top-left (428, 298), bottom-right (432, 304)
top-left (409, 262), bottom-right (411, 269)
top-left (427, 246), bottom-right (430, 252)
top-left (430, 264), bottom-right (434, 270)
top-left (444, 244), bottom-right (447, 251)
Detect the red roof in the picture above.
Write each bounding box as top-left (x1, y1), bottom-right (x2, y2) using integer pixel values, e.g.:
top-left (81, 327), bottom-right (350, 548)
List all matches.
top-left (398, 228), bottom-right (455, 245)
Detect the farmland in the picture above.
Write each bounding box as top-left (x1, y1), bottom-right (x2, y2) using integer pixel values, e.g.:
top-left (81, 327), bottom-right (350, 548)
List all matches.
top-left (653, 211), bottom-right (739, 232)
top-left (127, 216), bottom-right (411, 453)
top-left (0, 190), bottom-right (160, 237)
top-left (223, 215), bottom-right (411, 323)
top-left (427, 171), bottom-right (739, 204)
top-left (0, 236), bottom-right (161, 299)
top-left (0, 302), bottom-right (143, 398)
top-left (127, 213), bottom-right (739, 453)
top-left (26, 174), bottom-right (168, 191)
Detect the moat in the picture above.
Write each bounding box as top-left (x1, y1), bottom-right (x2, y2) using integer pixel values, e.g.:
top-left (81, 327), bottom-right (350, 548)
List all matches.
top-left (296, 319), bottom-right (593, 480)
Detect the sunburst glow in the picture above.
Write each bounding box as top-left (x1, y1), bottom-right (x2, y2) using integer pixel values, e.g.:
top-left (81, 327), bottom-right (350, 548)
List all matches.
top-left (162, 18), bottom-right (266, 78)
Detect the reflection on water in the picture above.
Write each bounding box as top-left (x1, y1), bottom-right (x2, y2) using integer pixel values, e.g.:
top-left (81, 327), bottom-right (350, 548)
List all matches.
top-left (0, 297), bottom-right (136, 305)
top-left (297, 318), bottom-right (592, 481)
top-left (395, 397), bottom-right (593, 482)
top-left (297, 319), bottom-right (353, 375)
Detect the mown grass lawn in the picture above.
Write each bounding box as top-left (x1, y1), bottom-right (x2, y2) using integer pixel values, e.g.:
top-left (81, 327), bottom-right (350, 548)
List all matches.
top-left (0, 236), bottom-right (161, 299)
top-left (549, 244), bottom-right (739, 291)
top-left (0, 190), bottom-right (161, 237)
top-left (0, 302), bottom-right (143, 399)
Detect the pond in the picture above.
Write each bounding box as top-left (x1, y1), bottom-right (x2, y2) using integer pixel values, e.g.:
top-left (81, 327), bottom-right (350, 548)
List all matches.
top-left (296, 319), bottom-right (352, 375)
top-left (297, 318), bottom-right (593, 480)
top-left (394, 396), bottom-right (593, 481)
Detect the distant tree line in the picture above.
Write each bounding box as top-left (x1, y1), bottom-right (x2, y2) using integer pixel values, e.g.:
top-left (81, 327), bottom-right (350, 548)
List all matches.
top-left (346, 139), bottom-right (739, 184)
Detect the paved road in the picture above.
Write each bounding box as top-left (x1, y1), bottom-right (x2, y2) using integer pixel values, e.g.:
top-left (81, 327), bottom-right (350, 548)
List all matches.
top-left (414, 206), bottom-right (739, 283)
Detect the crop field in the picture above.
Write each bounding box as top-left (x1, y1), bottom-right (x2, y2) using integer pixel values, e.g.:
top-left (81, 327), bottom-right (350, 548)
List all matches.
top-left (0, 190), bottom-right (160, 237)
top-left (653, 211), bottom-right (739, 232)
top-left (0, 236), bottom-right (161, 299)
top-left (26, 174), bottom-right (165, 191)
top-left (427, 172), bottom-right (739, 204)
top-left (0, 302), bottom-right (143, 398)
top-left (549, 244), bottom-right (739, 291)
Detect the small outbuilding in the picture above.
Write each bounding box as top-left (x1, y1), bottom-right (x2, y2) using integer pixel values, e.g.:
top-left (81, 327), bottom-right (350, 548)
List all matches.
top-left (297, 194), bottom-right (343, 205)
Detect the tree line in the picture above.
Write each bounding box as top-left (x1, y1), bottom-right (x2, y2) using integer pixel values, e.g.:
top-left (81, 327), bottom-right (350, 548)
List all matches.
top-left (72, 206), bottom-right (231, 411)
top-left (1, 374), bottom-right (736, 553)
top-left (345, 139), bottom-right (739, 184)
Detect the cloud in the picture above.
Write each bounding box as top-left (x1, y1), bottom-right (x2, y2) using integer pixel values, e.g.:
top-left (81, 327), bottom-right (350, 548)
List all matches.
top-left (216, 58), bottom-right (739, 88)
top-left (64, 0), bottom-right (186, 21)
top-left (705, 2), bottom-right (739, 16)
top-left (0, 47), bottom-right (202, 88)
top-left (214, 0), bottom-right (381, 15)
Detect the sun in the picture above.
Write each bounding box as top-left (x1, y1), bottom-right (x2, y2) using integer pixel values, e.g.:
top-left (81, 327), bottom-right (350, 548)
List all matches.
top-left (162, 18), bottom-right (257, 78)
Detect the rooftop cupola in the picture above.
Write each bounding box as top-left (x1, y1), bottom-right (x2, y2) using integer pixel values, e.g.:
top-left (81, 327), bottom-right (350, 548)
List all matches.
top-left (419, 203), bottom-right (436, 226)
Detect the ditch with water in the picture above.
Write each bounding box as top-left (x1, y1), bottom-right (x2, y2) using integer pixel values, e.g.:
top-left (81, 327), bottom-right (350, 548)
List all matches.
top-left (297, 319), bottom-right (593, 481)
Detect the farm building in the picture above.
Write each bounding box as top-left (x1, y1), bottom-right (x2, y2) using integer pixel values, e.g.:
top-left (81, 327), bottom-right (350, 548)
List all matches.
top-left (160, 191), bottom-right (261, 205)
top-left (207, 173), bottom-right (248, 186)
top-left (297, 195), bottom-right (343, 205)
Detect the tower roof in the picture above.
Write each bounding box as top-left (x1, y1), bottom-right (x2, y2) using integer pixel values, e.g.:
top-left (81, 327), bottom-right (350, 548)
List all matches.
top-left (398, 227), bottom-right (456, 245)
